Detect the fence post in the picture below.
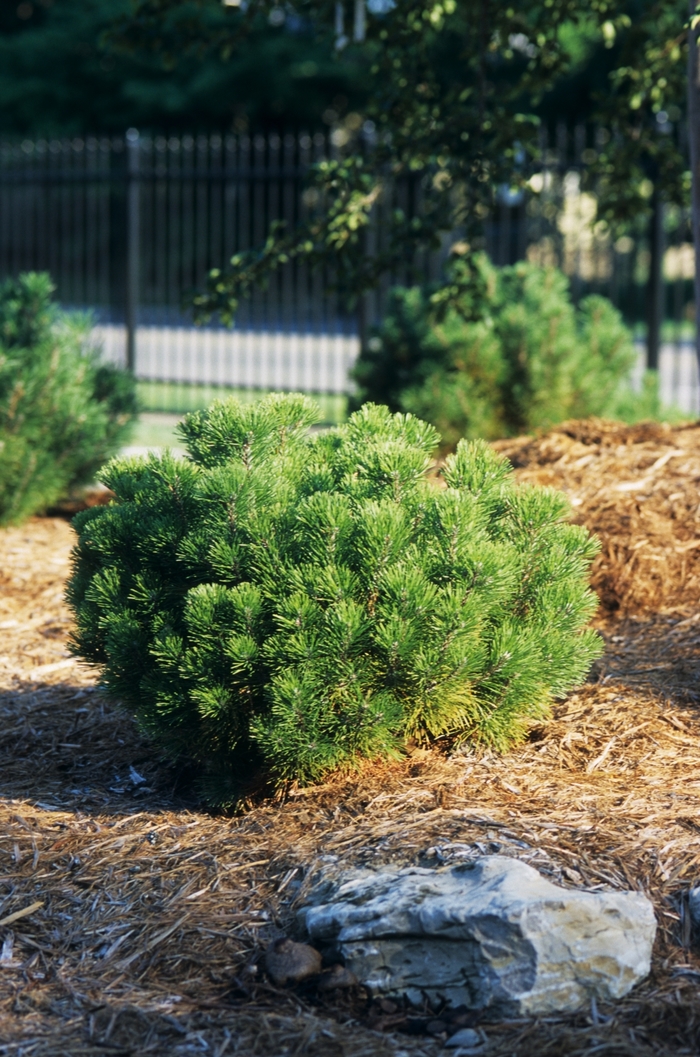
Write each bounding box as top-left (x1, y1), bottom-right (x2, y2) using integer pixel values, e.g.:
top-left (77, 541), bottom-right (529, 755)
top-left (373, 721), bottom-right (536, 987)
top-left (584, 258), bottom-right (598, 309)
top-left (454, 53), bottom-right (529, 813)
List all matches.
top-left (688, 1), bottom-right (700, 379)
top-left (125, 128), bottom-right (140, 373)
top-left (646, 188), bottom-right (664, 372)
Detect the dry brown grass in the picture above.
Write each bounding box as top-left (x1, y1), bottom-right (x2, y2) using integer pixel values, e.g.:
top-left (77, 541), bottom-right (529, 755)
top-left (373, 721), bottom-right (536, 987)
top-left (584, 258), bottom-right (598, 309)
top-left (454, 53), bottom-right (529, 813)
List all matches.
top-left (2, 421), bottom-right (700, 1056)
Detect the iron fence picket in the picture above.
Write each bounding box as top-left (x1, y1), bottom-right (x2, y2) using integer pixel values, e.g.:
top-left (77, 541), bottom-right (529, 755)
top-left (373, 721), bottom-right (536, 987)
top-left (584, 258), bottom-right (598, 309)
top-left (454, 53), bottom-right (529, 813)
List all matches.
top-left (0, 127), bottom-right (698, 411)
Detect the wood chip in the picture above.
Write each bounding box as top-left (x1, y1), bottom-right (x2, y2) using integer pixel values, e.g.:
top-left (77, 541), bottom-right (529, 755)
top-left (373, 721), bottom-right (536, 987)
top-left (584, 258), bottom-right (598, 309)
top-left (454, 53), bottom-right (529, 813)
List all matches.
top-left (0, 901), bottom-right (44, 928)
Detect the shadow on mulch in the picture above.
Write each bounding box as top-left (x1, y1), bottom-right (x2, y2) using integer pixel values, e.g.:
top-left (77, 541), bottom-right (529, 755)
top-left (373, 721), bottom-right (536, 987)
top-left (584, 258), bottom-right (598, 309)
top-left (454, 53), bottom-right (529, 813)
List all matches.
top-left (0, 680), bottom-right (191, 816)
top-left (594, 613), bottom-right (700, 715)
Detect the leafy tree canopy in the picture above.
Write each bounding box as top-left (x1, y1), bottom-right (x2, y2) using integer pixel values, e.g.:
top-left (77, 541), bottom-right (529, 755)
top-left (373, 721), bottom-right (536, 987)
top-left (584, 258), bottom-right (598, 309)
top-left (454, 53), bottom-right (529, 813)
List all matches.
top-left (0, 0), bottom-right (364, 135)
top-left (1, 1), bottom-right (689, 318)
top-left (109, 0), bottom-right (687, 321)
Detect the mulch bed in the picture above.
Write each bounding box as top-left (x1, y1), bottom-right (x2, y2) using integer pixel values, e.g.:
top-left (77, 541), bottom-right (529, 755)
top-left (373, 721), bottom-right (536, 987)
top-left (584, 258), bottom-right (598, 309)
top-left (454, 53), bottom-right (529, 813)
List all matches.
top-left (2, 420), bottom-right (700, 1056)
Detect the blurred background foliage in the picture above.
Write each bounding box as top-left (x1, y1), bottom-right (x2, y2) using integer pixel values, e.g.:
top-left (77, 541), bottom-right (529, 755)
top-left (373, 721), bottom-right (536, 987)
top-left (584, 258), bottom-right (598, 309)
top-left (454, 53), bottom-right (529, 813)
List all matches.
top-left (0, 2), bottom-right (689, 301)
top-left (0, 0), bottom-right (365, 135)
top-left (0, 272), bottom-right (137, 523)
top-left (0, 0), bottom-right (680, 162)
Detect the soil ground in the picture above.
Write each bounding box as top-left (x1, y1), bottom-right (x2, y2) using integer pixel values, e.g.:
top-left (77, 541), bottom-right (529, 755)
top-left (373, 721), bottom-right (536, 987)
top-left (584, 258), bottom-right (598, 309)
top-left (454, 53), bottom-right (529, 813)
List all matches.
top-left (2, 419), bottom-right (700, 1056)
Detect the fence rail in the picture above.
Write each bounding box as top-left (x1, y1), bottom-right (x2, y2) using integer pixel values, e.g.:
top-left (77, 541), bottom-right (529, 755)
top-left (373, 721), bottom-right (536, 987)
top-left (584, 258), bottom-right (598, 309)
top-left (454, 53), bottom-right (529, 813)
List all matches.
top-left (0, 127), bottom-right (697, 411)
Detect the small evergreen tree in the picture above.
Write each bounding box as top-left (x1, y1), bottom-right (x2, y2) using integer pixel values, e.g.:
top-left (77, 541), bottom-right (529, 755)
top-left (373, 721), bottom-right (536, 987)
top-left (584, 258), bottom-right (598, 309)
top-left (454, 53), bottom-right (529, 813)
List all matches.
top-left (67, 393), bottom-right (602, 805)
top-left (352, 259), bottom-right (653, 449)
top-left (0, 273), bottom-right (138, 525)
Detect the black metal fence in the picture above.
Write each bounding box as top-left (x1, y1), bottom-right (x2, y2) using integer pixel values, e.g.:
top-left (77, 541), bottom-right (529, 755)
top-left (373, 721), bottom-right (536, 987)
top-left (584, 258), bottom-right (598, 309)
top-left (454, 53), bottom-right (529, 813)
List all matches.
top-left (0, 130), bottom-right (356, 329)
top-left (0, 127), bottom-right (696, 409)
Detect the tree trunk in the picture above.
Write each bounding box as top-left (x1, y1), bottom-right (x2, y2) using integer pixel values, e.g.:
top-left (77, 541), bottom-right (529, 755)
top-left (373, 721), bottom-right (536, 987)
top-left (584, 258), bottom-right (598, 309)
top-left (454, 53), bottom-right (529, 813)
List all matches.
top-left (688, 1), bottom-right (700, 375)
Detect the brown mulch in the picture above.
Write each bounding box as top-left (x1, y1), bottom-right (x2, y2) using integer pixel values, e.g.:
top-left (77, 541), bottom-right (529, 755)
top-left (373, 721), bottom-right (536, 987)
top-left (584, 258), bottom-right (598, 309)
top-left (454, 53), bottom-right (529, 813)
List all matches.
top-left (2, 421), bottom-right (700, 1055)
top-left (493, 417), bottom-right (700, 618)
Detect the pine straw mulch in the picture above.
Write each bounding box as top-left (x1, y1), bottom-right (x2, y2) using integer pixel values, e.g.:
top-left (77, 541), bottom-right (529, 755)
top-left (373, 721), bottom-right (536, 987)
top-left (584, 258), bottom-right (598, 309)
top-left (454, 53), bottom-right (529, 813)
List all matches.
top-left (492, 416), bottom-right (700, 618)
top-left (3, 422), bottom-right (700, 1055)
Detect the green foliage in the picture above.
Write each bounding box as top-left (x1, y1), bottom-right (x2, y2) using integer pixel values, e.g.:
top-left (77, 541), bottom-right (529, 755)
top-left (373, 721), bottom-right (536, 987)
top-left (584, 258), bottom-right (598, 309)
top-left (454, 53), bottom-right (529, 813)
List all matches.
top-left (67, 392), bottom-right (602, 806)
top-left (11, 0), bottom-right (682, 315)
top-left (582, 0), bottom-right (688, 229)
top-left (0, 0), bottom-right (364, 137)
top-left (185, 0), bottom-right (588, 320)
top-left (0, 273), bottom-right (138, 525)
top-left (535, 3), bottom-right (688, 224)
top-left (352, 259), bottom-right (649, 447)
top-left (114, 0), bottom-right (684, 322)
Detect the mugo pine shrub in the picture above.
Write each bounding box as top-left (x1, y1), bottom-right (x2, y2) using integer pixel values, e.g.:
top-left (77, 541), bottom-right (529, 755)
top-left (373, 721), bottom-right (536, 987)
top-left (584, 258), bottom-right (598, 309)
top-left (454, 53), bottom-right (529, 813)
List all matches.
top-left (67, 393), bottom-right (602, 804)
top-left (352, 258), bottom-right (654, 449)
top-left (0, 272), bottom-right (137, 525)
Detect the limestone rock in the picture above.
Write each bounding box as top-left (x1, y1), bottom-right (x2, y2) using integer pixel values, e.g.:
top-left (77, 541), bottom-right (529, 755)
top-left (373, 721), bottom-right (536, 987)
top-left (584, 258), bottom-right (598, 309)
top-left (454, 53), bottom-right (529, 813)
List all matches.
top-left (299, 856), bottom-right (656, 1017)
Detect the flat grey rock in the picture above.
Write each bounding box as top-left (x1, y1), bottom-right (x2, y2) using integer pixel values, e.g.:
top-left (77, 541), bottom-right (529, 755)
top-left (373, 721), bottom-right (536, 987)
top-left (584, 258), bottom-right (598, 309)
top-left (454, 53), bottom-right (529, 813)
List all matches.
top-left (299, 856), bottom-right (656, 1017)
top-left (688, 886), bottom-right (700, 929)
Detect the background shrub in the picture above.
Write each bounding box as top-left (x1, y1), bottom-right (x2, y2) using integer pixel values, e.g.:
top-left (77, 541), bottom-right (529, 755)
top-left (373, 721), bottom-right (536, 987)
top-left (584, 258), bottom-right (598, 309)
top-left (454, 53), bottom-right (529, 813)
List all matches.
top-left (0, 273), bottom-right (137, 525)
top-left (352, 259), bottom-right (657, 449)
top-left (67, 393), bottom-right (602, 805)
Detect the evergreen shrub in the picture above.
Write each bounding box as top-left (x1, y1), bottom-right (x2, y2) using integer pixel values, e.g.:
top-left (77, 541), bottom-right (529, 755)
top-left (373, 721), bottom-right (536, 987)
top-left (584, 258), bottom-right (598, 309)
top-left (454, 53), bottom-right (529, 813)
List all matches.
top-left (352, 259), bottom-right (656, 448)
top-left (68, 393), bottom-right (602, 804)
top-left (0, 273), bottom-right (138, 525)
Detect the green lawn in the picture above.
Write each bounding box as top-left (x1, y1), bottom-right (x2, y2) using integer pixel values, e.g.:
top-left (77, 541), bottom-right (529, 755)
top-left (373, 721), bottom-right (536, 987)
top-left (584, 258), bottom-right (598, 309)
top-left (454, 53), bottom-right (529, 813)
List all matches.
top-left (126, 412), bottom-right (184, 452)
top-left (125, 386), bottom-right (349, 454)
top-left (137, 381), bottom-right (348, 424)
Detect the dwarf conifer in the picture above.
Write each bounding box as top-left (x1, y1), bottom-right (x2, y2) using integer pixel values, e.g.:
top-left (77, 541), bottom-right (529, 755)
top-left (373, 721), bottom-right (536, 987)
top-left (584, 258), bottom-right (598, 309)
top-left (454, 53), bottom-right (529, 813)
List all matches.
top-left (0, 273), bottom-right (137, 524)
top-left (67, 393), bottom-right (602, 804)
top-left (352, 260), bottom-right (653, 449)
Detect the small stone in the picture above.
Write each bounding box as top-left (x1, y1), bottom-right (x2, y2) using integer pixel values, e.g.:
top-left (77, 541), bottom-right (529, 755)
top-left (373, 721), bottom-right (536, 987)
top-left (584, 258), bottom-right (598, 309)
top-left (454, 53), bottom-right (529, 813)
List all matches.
top-left (264, 938), bottom-right (322, 986)
top-left (445, 1028), bottom-right (482, 1049)
top-left (317, 963), bottom-right (359, 991)
top-left (426, 1019), bottom-right (448, 1036)
top-left (688, 886), bottom-right (700, 929)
